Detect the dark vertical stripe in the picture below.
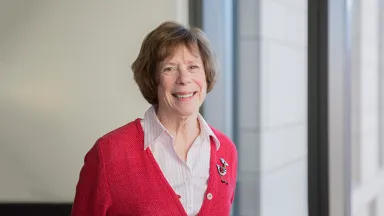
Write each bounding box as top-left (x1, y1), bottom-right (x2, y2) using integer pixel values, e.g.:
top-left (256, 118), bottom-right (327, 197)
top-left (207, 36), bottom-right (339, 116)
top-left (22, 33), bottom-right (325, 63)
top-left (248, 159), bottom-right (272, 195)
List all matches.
top-left (189, 0), bottom-right (203, 29)
top-left (308, 0), bottom-right (329, 215)
top-left (232, 0), bottom-right (240, 215)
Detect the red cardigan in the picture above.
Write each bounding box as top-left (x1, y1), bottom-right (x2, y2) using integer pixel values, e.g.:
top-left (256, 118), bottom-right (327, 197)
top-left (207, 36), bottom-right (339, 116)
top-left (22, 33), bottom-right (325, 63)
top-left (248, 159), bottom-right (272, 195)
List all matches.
top-left (71, 118), bottom-right (238, 216)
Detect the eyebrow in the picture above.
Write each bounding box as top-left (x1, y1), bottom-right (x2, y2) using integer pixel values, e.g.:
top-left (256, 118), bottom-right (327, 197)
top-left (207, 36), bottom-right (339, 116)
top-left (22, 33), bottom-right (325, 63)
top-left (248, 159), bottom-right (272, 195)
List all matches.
top-left (165, 62), bottom-right (178, 66)
top-left (164, 60), bottom-right (198, 66)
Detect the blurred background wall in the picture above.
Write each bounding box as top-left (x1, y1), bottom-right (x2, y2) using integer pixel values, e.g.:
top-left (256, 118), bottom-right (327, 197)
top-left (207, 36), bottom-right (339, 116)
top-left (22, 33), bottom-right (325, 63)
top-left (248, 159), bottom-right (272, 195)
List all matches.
top-left (349, 0), bottom-right (384, 215)
top-left (234, 0), bottom-right (308, 215)
top-left (0, 0), bottom-right (188, 203)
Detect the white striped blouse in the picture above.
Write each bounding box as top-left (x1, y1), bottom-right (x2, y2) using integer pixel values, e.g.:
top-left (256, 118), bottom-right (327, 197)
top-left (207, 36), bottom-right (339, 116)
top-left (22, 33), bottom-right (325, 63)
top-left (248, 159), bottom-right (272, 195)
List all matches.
top-left (140, 106), bottom-right (220, 216)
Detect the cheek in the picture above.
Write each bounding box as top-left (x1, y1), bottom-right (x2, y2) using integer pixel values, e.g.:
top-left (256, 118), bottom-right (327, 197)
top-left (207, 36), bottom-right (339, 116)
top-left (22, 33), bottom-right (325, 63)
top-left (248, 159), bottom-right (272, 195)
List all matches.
top-left (194, 74), bottom-right (207, 92)
top-left (158, 75), bottom-right (174, 94)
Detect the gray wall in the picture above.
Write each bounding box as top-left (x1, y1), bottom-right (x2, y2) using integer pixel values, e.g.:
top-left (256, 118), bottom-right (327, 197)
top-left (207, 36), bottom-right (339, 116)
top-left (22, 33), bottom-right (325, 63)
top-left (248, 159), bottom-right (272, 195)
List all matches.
top-left (0, 0), bottom-right (188, 202)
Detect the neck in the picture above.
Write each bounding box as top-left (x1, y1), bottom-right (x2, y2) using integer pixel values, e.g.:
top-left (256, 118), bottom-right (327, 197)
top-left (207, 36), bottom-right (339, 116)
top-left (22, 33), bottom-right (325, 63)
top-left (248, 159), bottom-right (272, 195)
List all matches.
top-left (156, 107), bottom-right (200, 141)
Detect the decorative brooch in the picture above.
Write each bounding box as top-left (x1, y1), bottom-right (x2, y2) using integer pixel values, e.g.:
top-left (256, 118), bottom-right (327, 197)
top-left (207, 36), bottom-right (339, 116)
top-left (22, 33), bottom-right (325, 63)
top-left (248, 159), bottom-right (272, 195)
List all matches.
top-left (216, 158), bottom-right (229, 185)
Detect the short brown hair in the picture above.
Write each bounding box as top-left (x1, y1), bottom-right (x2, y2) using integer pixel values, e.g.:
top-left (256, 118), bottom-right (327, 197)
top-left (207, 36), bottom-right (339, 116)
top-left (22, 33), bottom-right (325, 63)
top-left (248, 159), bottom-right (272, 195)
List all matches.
top-left (131, 21), bottom-right (218, 105)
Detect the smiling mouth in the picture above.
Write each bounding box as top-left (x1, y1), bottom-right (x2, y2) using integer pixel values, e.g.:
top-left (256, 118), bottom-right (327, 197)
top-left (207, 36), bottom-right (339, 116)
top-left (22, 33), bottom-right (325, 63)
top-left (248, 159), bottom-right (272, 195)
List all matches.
top-left (172, 91), bottom-right (197, 99)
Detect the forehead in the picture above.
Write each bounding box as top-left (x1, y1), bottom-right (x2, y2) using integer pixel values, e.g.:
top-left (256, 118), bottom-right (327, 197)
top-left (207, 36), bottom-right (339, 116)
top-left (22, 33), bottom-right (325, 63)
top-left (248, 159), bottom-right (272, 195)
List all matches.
top-left (162, 44), bottom-right (201, 63)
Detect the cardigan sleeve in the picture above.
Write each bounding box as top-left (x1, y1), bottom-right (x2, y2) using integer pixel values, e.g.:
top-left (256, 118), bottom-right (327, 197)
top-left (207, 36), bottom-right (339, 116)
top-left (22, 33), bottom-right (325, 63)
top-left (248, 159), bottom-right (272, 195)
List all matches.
top-left (71, 138), bottom-right (112, 216)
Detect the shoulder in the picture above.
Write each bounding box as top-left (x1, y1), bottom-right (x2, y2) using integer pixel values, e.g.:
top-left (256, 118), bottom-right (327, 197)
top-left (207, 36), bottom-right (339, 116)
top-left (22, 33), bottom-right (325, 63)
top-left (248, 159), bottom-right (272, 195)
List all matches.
top-left (100, 118), bottom-right (143, 142)
top-left (89, 118), bottom-right (144, 161)
top-left (209, 125), bottom-right (237, 156)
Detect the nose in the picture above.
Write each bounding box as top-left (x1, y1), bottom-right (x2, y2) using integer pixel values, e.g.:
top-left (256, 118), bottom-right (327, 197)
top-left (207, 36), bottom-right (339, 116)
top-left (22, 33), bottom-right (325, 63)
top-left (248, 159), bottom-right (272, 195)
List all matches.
top-left (176, 67), bottom-right (191, 85)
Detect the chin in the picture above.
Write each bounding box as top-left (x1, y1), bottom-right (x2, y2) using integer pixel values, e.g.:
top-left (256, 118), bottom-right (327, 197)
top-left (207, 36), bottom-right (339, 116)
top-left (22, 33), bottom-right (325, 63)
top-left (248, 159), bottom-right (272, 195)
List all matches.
top-left (174, 106), bottom-right (199, 117)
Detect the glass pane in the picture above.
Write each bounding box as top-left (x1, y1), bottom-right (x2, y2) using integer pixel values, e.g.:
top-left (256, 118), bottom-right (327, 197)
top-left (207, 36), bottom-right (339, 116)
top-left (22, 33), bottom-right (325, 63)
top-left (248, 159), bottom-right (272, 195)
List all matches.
top-left (348, 0), bottom-right (384, 215)
top-left (201, 0), bottom-right (309, 215)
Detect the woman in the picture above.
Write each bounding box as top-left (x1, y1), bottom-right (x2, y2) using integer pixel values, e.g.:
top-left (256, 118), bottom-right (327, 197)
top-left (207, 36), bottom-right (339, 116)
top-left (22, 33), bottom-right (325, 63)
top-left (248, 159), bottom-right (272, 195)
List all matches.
top-left (71, 21), bottom-right (238, 216)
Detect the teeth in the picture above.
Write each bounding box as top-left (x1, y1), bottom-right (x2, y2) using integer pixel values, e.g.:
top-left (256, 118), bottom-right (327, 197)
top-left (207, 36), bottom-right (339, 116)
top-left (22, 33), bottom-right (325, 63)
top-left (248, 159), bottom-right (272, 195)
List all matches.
top-left (175, 93), bottom-right (193, 98)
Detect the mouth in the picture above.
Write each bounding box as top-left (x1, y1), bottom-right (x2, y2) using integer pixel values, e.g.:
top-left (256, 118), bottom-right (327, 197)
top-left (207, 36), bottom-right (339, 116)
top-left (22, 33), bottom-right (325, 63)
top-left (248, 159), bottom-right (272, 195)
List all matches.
top-left (172, 91), bottom-right (198, 100)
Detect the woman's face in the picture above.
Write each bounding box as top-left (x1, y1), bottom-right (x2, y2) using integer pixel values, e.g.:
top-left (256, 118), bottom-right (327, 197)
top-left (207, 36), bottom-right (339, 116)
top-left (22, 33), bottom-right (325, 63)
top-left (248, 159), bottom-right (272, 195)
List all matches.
top-left (157, 45), bottom-right (207, 118)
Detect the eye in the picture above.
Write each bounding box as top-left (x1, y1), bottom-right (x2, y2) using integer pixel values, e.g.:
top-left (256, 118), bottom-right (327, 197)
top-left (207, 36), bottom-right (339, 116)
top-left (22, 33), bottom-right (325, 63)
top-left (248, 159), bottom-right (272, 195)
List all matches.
top-left (189, 65), bottom-right (200, 71)
top-left (163, 67), bottom-right (177, 74)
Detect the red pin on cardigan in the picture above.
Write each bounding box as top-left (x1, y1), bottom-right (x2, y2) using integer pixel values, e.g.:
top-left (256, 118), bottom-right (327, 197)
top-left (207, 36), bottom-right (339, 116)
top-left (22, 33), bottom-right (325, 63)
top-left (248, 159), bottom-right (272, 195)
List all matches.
top-left (216, 158), bottom-right (229, 185)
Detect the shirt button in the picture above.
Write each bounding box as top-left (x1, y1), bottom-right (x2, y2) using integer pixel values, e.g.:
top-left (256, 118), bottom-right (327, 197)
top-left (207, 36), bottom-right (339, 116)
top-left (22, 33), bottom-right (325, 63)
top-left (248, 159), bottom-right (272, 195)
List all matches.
top-left (206, 193), bottom-right (213, 200)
